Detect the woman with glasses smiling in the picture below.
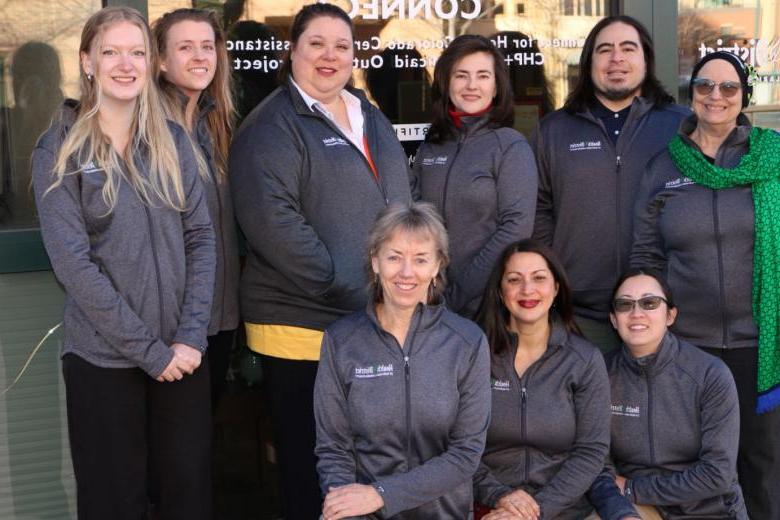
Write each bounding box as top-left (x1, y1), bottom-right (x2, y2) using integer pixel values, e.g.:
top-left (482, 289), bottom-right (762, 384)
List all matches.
top-left (588, 269), bottom-right (747, 520)
top-left (631, 50), bottom-right (780, 519)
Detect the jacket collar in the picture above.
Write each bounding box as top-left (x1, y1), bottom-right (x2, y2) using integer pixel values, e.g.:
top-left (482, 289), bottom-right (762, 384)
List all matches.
top-left (366, 300), bottom-right (446, 336)
top-left (677, 112), bottom-right (752, 153)
top-left (456, 113), bottom-right (493, 139)
top-left (619, 331), bottom-right (679, 376)
top-left (578, 95), bottom-right (654, 126)
top-left (57, 99), bottom-right (80, 134)
top-left (285, 77), bottom-right (370, 117)
top-left (505, 314), bottom-right (570, 362)
top-left (174, 90), bottom-right (216, 127)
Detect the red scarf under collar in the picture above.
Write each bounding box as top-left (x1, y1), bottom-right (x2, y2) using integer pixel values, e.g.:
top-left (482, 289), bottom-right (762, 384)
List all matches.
top-left (448, 104), bottom-right (492, 129)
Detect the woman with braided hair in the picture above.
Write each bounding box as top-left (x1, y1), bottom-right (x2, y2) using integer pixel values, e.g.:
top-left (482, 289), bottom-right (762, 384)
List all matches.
top-left (631, 50), bottom-right (780, 519)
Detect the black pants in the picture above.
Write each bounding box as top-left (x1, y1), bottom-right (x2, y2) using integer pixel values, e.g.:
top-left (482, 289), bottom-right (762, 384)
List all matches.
top-left (207, 329), bottom-right (236, 411)
top-left (701, 347), bottom-right (780, 520)
top-left (62, 353), bottom-right (212, 520)
top-left (260, 354), bottom-right (322, 520)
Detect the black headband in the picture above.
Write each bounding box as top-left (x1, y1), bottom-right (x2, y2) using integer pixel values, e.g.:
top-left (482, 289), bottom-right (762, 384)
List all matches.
top-left (689, 50), bottom-right (752, 108)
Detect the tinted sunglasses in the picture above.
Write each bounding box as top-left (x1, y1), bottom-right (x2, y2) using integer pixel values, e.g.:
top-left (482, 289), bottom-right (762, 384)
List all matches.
top-left (612, 295), bottom-right (667, 313)
top-left (691, 78), bottom-right (742, 98)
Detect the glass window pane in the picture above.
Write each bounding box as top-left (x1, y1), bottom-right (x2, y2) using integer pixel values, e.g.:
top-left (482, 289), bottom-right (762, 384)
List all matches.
top-left (678, 0), bottom-right (780, 128)
top-left (0, 0), bottom-right (101, 232)
top-left (154, 0), bottom-right (612, 147)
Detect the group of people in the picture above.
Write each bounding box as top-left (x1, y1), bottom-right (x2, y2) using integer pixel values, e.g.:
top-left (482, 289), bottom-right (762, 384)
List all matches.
top-left (30, 2), bottom-right (778, 520)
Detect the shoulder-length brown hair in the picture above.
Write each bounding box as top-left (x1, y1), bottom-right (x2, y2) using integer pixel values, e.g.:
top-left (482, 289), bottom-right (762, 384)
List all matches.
top-left (426, 34), bottom-right (513, 143)
top-left (476, 240), bottom-right (581, 355)
top-left (153, 8), bottom-right (235, 178)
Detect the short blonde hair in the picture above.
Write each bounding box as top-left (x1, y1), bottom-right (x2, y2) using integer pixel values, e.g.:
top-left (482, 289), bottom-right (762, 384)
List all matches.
top-left (366, 202), bottom-right (450, 304)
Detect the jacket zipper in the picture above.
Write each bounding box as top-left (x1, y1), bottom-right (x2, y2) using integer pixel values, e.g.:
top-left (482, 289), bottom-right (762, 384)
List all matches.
top-left (404, 354), bottom-right (412, 464)
top-left (521, 386), bottom-right (529, 482)
top-left (440, 134), bottom-right (465, 224)
top-left (215, 181), bottom-right (227, 327)
top-left (143, 205), bottom-right (165, 334)
top-left (587, 112), bottom-right (626, 283)
top-left (400, 317), bottom-right (420, 468)
top-left (515, 354), bottom-right (546, 484)
top-left (203, 136), bottom-right (227, 329)
top-left (615, 154), bottom-right (623, 274)
top-left (645, 368), bottom-right (657, 464)
top-left (711, 191), bottom-right (729, 348)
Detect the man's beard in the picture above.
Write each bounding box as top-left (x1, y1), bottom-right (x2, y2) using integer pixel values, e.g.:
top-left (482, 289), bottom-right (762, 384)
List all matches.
top-left (596, 85), bottom-right (641, 101)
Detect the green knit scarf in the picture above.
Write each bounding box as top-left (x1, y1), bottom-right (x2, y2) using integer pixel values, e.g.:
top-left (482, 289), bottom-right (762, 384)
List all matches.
top-left (668, 127), bottom-right (780, 413)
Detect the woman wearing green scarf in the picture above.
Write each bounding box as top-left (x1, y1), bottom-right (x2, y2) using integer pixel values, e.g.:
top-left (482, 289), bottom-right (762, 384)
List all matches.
top-left (631, 51), bottom-right (779, 520)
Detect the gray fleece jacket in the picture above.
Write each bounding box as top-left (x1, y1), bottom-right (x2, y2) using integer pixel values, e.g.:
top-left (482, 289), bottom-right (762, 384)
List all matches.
top-left (473, 321), bottom-right (610, 519)
top-left (631, 114), bottom-right (756, 349)
top-left (591, 333), bottom-right (747, 520)
top-left (230, 81), bottom-right (412, 332)
top-left (32, 101), bottom-right (216, 378)
top-left (412, 117), bottom-right (537, 318)
top-left (193, 94), bottom-right (240, 335)
top-left (532, 98), bottom-right (688, 320)
top-left (314, 302), bottom-right (490, 518)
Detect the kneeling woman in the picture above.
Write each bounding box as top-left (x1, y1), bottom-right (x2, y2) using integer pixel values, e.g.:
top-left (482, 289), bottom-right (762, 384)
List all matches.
top-left (314, 202), bottom-right (490, 519)
top-left (474, 240), bottom-right (610, 520)
top-left (588, 270), bottom-right (747, 520)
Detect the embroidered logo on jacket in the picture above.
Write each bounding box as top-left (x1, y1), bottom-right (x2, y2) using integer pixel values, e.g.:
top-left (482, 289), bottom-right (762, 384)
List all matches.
top-left (568, 140), bottom-right (602, 152)
top-left (491, 378), bottom-right (511, 391)
top-left (354, 364), bottom-right (394, 379)
top-left (421, 156), bottom-right (448, 166)
top-left (80, 161), bottom-right (102, 174)
top-left (664, 177), bottom-right (695, 189)
top-left (322, 136), bottom-right (349, 147)
top-left (611, 403), bottom-right (640, 418)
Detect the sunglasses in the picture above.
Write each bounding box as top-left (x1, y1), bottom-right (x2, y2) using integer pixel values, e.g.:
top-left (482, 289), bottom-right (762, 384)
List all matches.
top-left (691, 78), bottom-right (742, 98)
top-left (612, 295), bottom-right (668, 313)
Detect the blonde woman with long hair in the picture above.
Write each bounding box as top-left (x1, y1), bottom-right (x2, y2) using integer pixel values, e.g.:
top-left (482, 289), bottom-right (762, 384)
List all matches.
top-left (31, 7), bottom-right (216, 519)
top-left (153, 8), bottom-right (239, 410)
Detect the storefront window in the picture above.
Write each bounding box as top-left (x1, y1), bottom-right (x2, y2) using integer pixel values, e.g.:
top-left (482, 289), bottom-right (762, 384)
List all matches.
top-left (679, 0), bottom-right (780, 127)
top-left (201, 0), bottom-right (611, 146)
top-left (0, 0), bottom-right (101, 233)
top-left (0, 0), bottom-right (614, 240)
top-left (0, 4), bottom-right (100, 519)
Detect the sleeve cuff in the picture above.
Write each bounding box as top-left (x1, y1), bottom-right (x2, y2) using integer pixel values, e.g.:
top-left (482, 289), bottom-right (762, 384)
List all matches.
top-left (173, 332), bottom-right (208, 353)
top-left (145, 343), bottom-right (175, 378)
top-left (624, 479), bottom-right (636, 503)
top-left (371, 482), bottom-right (389, 519)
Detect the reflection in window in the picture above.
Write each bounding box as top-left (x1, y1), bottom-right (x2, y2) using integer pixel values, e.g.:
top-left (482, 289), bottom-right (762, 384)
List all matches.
top-left (0, 42), bottom-right (64, 230)
top-left (562, 0), bottom-right (604, 16)
top-left (0, 0), bottom-right (99, 232)
top-left (678, 0), bottom-right (780, 123)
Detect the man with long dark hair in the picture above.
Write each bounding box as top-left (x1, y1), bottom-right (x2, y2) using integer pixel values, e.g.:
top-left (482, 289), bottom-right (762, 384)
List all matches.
top-left (532, 15), bottom-right (688, 352)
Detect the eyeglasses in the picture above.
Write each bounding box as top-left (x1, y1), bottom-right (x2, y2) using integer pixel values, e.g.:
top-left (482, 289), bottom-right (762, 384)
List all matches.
top-left (691, 78), bottom-right (742, 98)
top-left (612, 295), bottom-right (668, 313)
